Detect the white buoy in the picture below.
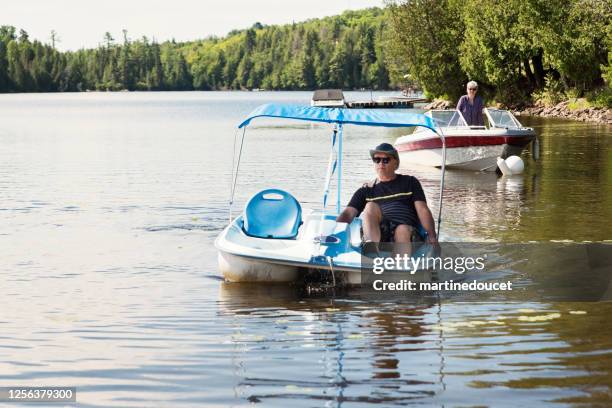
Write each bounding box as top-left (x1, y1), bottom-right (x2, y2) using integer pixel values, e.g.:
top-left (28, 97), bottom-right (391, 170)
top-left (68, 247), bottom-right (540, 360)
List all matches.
top-left (505, 155), bottom-right (525, 174)
top-left (497, 157), bottom-right (511, 175)
top-left (497, 156), bottom-right (524, 175)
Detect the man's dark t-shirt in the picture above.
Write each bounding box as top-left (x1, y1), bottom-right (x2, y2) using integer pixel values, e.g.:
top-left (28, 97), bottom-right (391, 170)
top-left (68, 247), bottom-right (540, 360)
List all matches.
top-left (347, 174), bottom-right (426, 228)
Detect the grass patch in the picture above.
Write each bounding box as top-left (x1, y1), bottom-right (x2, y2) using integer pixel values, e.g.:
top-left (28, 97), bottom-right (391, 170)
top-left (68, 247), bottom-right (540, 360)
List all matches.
top-left (586, 87), bottom-right (612, 108)
top-left (567, 98), bottom-right (592, 111)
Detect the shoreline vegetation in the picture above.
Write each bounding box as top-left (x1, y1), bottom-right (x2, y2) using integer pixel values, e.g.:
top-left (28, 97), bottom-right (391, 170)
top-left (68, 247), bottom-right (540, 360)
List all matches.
top-left (388, 0), bottom-right (611, 125)
top-left (425, 99), bottom-right (612, 125)
top-left (0, 1), bottom-right (610, 124)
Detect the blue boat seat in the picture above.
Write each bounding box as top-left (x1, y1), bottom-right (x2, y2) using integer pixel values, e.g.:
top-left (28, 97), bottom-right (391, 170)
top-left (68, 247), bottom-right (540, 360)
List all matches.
top-left (243, 189), bottom-right (302, 239)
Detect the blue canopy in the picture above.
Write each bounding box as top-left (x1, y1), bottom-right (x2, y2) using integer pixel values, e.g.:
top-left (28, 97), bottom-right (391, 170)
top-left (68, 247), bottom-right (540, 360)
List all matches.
top-left (238, 104), bottom-right (437, 132)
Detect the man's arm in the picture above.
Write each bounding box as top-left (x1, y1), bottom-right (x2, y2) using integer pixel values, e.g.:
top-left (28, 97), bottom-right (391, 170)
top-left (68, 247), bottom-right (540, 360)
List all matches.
top-left (336, 206), bottom-right (358, 223)
top-left (457, 95), bottom-right (466, 111)
top-left (415, 201), bottom-right (438, 244)
top-left (476, 96), bottom-right (485, 126)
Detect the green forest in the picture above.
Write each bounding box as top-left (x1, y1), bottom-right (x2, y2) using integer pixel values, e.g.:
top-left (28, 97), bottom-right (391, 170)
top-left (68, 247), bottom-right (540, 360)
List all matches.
top-left (387, 0), bottom-right (612, 106)
top-left (0, 1), bottom-right (610, 107)
top-left (0, 8), bottom-right (389, 93)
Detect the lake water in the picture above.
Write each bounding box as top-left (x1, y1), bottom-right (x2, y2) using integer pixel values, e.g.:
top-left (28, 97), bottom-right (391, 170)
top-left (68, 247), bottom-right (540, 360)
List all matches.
top-left (1, 91), bottom-right (611, 407)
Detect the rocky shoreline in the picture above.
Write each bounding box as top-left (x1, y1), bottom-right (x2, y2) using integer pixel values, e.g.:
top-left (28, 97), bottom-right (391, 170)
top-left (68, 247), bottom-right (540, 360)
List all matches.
top-left (513, 101), bottom-right (612, 125)
top-left (423, 99), bottom-right (612, 125)
top-left (422, 100), bottom-right (453, 110)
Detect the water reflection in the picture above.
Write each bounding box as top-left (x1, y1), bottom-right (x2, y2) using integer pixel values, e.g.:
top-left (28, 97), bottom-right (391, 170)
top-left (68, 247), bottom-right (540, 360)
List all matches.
top-left (399, 166), bottom-right (529, 241)
top-left (218, 283), bottom-right (442, 405)
top-left (459, 302), bottom-right (612, 407)
top-left (217, 283), bottom-right (612, 406)
top-left (497, 174), bottom-right (524, 193)
top-left (1, 92), bottom-right (610, 406)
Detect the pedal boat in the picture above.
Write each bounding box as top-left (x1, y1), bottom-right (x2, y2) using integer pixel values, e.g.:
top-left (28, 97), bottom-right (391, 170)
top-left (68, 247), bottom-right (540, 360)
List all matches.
top-left (395, 109), bottom-right (537, 171)
top-left (215, 104), bottom-right (447, 284)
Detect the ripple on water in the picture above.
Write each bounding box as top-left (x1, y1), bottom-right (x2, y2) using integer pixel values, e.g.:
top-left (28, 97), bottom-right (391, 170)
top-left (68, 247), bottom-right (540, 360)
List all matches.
top-left (144, 224), bottom-right (222, 232)
top-left (1, 93), bottom-right (610, 407)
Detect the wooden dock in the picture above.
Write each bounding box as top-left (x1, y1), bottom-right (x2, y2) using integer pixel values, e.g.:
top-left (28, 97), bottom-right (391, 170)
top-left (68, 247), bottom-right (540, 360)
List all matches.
top-left (346, 97), bottom-right (428, 109)
top-left (311, 90), bottom-right (428, 109)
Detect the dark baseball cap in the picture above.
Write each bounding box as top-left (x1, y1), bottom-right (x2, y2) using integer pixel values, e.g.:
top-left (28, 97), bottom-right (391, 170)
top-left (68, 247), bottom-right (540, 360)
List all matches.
top-left (369, 142), bottom-right (399, 161)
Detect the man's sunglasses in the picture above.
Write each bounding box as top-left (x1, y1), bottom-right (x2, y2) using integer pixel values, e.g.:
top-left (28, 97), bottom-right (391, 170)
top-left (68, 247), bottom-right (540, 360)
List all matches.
top-left (372, 157), bottom-right (391, 164)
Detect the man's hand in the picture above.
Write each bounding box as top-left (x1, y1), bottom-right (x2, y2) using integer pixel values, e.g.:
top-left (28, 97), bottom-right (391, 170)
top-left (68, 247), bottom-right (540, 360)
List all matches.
top-left (426, 233), bottom-right (438, 245)
top-left (415, 200), bottom-right (438, 245)
top-left (336, 207), bottom-right (358, 223)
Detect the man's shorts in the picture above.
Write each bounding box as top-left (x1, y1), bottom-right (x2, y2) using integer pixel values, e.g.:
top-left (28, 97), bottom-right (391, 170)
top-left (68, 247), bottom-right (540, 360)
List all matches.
top-left (380, 219), bottom-right (422, 242)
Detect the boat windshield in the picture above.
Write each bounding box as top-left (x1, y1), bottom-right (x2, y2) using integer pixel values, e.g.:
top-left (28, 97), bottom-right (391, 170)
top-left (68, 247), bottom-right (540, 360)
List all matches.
top-left (486, 109), bottom-right (522, 128)
top-left (427, 110), bottom-right (468, 128)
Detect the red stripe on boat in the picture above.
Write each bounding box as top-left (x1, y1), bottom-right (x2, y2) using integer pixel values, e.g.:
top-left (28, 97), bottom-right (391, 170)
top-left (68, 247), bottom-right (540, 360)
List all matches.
top-left (396, 135), bottom-right (533, 152)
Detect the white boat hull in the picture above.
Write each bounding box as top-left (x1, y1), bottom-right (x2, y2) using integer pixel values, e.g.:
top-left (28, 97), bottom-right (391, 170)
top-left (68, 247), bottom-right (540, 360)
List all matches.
top-left (218, 251), bottom-right (299, 283)
top-left (399, 145), bottom-right (503, 171)
top-left (215, 211), bottom-right (434, 285)
top-left (218, 249), bottom-right (370, 285)
top-left (215, 211), bottom-right (365, 284)
top-left (217, 248), bottom-right (433, 285)
top-left (395, 127), bottom-right (535, 171)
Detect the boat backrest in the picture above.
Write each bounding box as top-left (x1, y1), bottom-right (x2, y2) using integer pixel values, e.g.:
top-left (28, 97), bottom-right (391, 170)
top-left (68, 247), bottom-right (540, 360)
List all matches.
top-left (243, 189), bottom-right (302, 239)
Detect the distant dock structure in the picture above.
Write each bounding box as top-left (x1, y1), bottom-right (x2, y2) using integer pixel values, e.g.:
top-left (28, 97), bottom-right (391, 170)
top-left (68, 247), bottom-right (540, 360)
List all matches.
top-left (311, 89), bottom-right (427, 109)
top-left (311, 89), bottom-right (346, 107)
top-left (347, 95), bottom-right (428, 108)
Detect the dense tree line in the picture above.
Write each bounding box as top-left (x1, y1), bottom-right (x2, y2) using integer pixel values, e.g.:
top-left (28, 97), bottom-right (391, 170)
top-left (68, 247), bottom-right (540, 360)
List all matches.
top-left (386, 0), bottom-right (612, 106)
top-left (185, 9), bottom-right (389, 90)
top-left (2, 2), bottom-right (609, 106)
top-left (0, 26), bottom-right (192, 92)
top-left (0, 8), bottom-right (389, 93)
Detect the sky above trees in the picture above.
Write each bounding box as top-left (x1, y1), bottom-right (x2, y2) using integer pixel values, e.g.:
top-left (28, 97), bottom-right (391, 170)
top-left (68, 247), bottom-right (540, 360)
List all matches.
top-left (4, 0), bottom-right (384, 50)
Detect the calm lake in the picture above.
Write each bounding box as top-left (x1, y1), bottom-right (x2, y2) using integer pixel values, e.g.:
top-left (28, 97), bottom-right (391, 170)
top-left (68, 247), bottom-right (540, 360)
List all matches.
top-left (1, 91), bottom-right (611, 407)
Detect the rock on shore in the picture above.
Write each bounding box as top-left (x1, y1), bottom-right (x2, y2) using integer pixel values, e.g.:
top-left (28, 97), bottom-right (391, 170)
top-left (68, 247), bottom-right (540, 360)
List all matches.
top-left (422, 99), bottom-right (453, 110)
top-left (513, 101), bottom-right (612, 125)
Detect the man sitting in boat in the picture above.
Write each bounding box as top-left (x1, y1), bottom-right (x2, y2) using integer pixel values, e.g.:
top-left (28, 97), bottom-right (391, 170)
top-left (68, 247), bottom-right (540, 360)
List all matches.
top-left (457, 81), bottom-right (484, 126)
top-left (336, 143), bottom-right (438, 245)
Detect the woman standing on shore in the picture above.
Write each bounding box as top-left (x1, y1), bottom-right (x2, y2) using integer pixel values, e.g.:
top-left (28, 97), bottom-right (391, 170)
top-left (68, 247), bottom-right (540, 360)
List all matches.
top-left (457, 81), bottom-right (484, 126)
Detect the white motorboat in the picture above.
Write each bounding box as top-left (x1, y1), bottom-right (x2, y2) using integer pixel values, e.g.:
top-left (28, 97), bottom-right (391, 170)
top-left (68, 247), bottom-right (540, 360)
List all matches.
top-left (215, 104), bottom-right (447, 284)
top-left (395, 109), bottom-right (537, 171)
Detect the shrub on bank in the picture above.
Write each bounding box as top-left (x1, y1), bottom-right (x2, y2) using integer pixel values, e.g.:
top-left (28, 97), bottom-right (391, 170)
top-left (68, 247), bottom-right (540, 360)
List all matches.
top-left (388, 0), bottom-right (610, 110)
top-left (587, 87), bottom-right (612, 108)
top-left (531, 87), bottom-right (612, 109)
top-left (567, 98), bottom-right (591, 111)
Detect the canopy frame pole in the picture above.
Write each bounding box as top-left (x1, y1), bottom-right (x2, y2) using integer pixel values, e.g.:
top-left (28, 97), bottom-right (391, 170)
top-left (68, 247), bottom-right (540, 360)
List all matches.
top-left (314, 125), bottom-right (339, 253)
top-left (322, 125), bottom-right (338, 211)
top-left (229, 126), bottom-right (247, 222)
top-left (336, 123), bottom-right (344, 215)
top-left (435, 128), bottom-right (446, 238)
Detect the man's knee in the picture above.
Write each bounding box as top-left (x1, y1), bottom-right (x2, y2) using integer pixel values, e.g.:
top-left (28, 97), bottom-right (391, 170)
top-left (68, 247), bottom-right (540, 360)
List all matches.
top-left (394, 224), bottom-right (414, 242)
top-left (363, 202), bottom-right (382, 221)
